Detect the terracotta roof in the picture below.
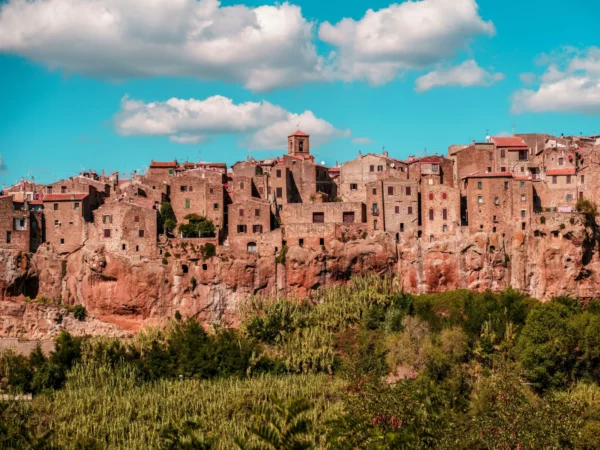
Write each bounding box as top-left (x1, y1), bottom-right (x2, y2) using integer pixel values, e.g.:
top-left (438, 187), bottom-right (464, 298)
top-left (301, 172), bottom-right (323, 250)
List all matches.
top-left (463, 171), bottom-right (512, 179)
top-left (29, 200), bottom-right (43, 205)
top-left (546, 168), bottom-right (576, 176)
top-left (150, 161), bottom-right (177, 168)
top-left (43, 193), bottom-right (89, 201)
top-left (419, 157), bottom-right (443, 163)
top-left (118, 179), bottom-right (130, 185)
top-left (513, 176), bottom-right (532, 181)
top-left (491, 136), bottom-right (528, 149)
top-left (288, 130), bottom-right (309, 137)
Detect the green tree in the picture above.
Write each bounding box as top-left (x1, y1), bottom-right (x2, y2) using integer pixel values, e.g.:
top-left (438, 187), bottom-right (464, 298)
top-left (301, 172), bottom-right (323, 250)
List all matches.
top-left (160, 202), bottom-right (177, 234)
top-left (159, 421), bottom-right (213, 450)
top-left (179, 214), bottom-right (215, 238)
top-left (235, 396), bottom-right (315, 450)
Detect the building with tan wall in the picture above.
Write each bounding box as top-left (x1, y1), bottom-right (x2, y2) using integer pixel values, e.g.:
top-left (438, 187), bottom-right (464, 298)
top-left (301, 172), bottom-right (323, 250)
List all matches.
top-left (227, 198), bottom-right (273, 252)
top-left (42, 194), bottom-right (91, 253)
top-left (421, 183), bottom-right (460, 242)
top-left (365, 179), bottom-right (419, 237)
top-left (0, 196), bottom-right (37, 252)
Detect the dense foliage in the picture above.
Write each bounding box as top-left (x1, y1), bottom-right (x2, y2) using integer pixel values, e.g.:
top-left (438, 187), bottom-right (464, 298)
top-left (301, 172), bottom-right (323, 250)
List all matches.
top-left (178, 214), bottom-right (215, 238)
top-left (160, 202), bottom-right (177, 234)
top-left (3, 275), bottom-right (600, 448)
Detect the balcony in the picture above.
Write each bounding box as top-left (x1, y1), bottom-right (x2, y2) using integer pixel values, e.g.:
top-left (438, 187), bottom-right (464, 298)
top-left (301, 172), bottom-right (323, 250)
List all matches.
top-left (372, 210), bottom-right (380, 216)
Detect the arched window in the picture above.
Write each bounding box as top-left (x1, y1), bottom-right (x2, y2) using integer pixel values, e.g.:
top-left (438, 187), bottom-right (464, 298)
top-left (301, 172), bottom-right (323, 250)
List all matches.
top-left (247, 242), bottom-right (257, 253)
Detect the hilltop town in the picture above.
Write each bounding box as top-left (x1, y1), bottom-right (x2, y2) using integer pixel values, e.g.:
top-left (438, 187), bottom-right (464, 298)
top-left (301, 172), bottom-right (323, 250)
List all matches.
top-left (2, 130), bottom-right (600, 336)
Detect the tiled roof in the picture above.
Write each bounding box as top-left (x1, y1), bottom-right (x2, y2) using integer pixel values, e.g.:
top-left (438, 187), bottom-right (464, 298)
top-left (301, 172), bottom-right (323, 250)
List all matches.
top-left (463, 171), bottom-right (512, 179)
top-left (43, 193), bottom-right (89, 201)
top-left (546, 168), bottom-right (576, 176)
top-left (150, 161), bottom-right (177, 168)
top-left (29, 200), bottom-right (43, 205)
top-left (288, 130), bottom-right (309, 137)
top-left (419, 157), bottom-right (444, 163)
top-left (491, 136), bottom-right (528, 149)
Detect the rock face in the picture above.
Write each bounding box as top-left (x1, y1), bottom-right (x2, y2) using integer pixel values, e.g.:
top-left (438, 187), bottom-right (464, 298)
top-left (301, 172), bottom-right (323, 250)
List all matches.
top-left (2, 214), bottom-right (600, 338)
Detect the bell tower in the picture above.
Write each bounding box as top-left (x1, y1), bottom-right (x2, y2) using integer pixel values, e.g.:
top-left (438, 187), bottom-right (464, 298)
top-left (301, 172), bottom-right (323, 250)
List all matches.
top-left (288, 130), bottom-right (310, 157)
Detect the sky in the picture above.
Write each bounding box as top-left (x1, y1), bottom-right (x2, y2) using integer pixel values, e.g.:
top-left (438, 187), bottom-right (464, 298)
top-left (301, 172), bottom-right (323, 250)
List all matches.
top-left (0, 0), bottom-right (599, 186)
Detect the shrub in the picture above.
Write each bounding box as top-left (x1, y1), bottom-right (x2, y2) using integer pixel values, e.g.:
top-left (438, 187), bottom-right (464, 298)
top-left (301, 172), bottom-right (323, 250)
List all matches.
top-left (540, 215), bottom-right (546, 224)
top-left (160, 202), bottom-right (177, 233)
top-left (162, 258), bottom-right (168, 265)
top-left (179, 214), bottom-right (215, 238)
top-left (201, 243), bottom-right (216, 259)
top-left (276, 244), bottom-right (288, 264)
top-left (576, 198), bottom-right (598, 224)
top-left (69, 304), bottom-right (87, 321)
top-left (560, 223), bottom-right (566, 230)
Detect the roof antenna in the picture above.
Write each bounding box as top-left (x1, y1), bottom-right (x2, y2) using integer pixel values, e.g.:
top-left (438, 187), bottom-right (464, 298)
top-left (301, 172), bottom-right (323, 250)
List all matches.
top-left (512, 123), bottom-right (516, 135)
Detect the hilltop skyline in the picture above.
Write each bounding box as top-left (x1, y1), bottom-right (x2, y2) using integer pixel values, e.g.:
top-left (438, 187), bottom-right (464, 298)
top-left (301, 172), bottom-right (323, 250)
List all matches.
top-left (1, 0), bottom-right (600, 185)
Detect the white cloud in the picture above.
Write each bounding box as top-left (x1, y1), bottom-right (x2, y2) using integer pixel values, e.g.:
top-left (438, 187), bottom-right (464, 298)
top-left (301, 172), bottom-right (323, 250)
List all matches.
top-left (415, 59), bottom-right (502, 92)
top-left (351, 137), bottom-right (374, 145)
top-left (0, 0), bottom-right (322, 91)
top-left (519, 72), bottom-right (536, 86)
top-left (512, 47), bottom-right (600, 114)
top-left (318, 0), bottom-right (495, 85)
top-left (115, 95), bottom-right (349, 149)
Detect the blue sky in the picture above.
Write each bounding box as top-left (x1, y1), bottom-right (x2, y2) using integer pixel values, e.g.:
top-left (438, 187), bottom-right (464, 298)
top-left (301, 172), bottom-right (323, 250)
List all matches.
top-left (1, 0), bottom-right (599, 186)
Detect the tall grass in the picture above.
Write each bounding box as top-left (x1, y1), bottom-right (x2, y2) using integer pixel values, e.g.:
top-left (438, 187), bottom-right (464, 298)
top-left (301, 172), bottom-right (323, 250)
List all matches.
top-left (21, 361), bottom-right (345, 449)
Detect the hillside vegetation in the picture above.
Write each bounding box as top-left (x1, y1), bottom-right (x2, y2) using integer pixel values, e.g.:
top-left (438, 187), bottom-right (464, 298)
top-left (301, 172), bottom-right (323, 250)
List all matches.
top-left (2, 275), bottom-right (600, 449)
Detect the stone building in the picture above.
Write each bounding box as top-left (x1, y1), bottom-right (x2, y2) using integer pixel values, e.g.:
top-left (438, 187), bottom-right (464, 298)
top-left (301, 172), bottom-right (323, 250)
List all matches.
top-left (146, 160), bottom-right (178, 183)
top-left (45, 178), bottom-right (104, 210)
top-left (42, 193), bottom-right (91, 253)
top-left (365, 179), bottom-right (419, 238)
top-left (169, 169), bottom-right (225, 238)
top-left (421, 183), bottom-right (460, 242)
top-left (339, 152), bottom-right (408, 202)
top-left (419, 156), bottom-right (454, 187)
top-left (227, 198), bottom-right (273, 253)
top-left (91, 201), bottom-right (158, 258)
top-left (490, 136), bottom-right (530, 176)
top-left (537, 167), bottom-right (577, 211)
top-left (453, 143), bottom-right (497, 186)
top-left (0, 196), bottom-right (42, 252)
top-left (464, 173), bottom-right (533, 234)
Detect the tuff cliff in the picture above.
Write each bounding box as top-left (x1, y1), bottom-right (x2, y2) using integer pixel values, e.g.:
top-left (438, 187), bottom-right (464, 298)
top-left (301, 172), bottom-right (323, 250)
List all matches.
top-left (2, 212), bottom-right (599, 339)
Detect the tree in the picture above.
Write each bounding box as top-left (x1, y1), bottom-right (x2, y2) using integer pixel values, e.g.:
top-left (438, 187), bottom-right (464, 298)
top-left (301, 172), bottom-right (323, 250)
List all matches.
top-left (179, 214), bottom-right (215, 238)
top-left (235, 396), bottom-right (315, 450)
top-left (160, 202), bottom-right (177, 234)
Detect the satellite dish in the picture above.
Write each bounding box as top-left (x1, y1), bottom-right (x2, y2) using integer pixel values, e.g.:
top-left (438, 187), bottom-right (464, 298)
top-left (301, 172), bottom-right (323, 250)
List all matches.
top-left (391, 163), bottom-right (395, 168)
top-left (321, 161), bottom-right (325, 165)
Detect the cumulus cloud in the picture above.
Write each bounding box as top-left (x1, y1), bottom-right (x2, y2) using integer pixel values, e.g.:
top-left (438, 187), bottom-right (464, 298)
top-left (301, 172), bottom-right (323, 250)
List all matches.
top-left (318, 0), bottom-right (495, 85)
top-left (0, 0), bottom-right (322, 91)
top-left (415, 60), bottom-right (503, 92)
top-left (352, 137), bottom-right (374, 145)
top-left (512, 47), bottom-right (600, 114)
top-left (0, 155), bottom-right (6, 174)
top-left (519, 72), bottom-right (536, 86)
top-left (115, 95), bottom-right (349, 149)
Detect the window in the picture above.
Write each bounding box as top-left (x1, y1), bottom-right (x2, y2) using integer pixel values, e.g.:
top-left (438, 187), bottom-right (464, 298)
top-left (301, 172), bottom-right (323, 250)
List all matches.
top-left (54, 220), bottom-right (60, 226)
top-left (493, 227), bottom-right (496, 233)
top-left (521, 167), bottom-right (525, 173)
top-left (168, 169), bottom-right (174, 175)
top-left (559, 157), bottom-right (564, 166)
top-left (501, 149), bottom-right (506, 158)
top-left (202, 263), bottom-right (208, 270)
top-left (253, 225), bottom-right (263, 233)
top-left (566, 194), bottom-right (573, 202)
top-left (370, 165), bottom-right (375, 172)
top-left (522, 222), bottom-right (526, 230)
top-left (552, 176), bottom-right (557, 184)
top-left (519, 150), bottom-right (528, 161)
top-left (521, 209), bottom-right (526, 218)
top-left (501, 166), bottom-right (506, 172)
top-left (319, 238), bottom-right (325, 246)
top-left (493, 215), bottom-right (498, 223)
top-left (400, 223), bottom-right (404, 232)
top-left (395, 206), bottom-right (399, 214)
top-left (185, 199), bottom-right (190, 209)
top-left (54, 203), bottom-right (59, 211)
top-left (405, 187), bottom-right (411, 195)
top-left (240, 181), bottom-right (244, 190)
top-left (581, 175), bottom-right (585, 184)
top-left (442, 192), bottom-right (447, 200)
top-left (429, 235), bottom-right (434, 243)
top-left (442, 225), bottom-right (448, 233)
top-left (408, 206), bottom-right (413, 215)
top-left (566, 175), bottom-right (572, 184)
top-left (136, 245), bottom-right (140, 252)
top-left (494, 197), bottom-right (500, 205)
top-left (388, 186), bottom-right (394, 195)
top-left (372, 188), bottom-right (377, 195)
top-left (520, 181), bottom-right (525, 188)
top-left (276, 187), bottom-right (283, 198)
top-left (299, 141), bottom-right (304, 152)
top-left (428, 179), bottom-right (433, 185)
top-left (442, 208), bottom-right (447, 220)
top-left (237, 225), bottom-right (247, 233)
top-left (372, 203), bottom-right (378, 214)
top-left (214, 203), bottom-right (219, 210)
top-left (60, 238), bottom-right (64, 245)
top-left (428, 193), bottom-right (434, 200)
top-left (373, 220), bottom-right (378, 230)
top-left (122, 244), bottom-right (126, 251)
top-left (377, 165), bottom-right (383, 172)
top-left (428, 209), bottom-right (434, 220)
top-left (239, 209), bottom-right (244, 217)
top-left (47, 186), bottom-right (52, 194)
top-left (343, 212), bottom-right (355, 223)
top-left (276, 169), bottom-right (282, 178)
top-left (489, 152), bottom-right (493, 161)
top-left (209, 188), bottom-right (214, 194)
top-left (299, 238), bottom-right (304, 247)
top-left (313, 212), bottom-right (324, 223)
top-left (504, 181), bottom-right (509, 189)
top-left (104, 229), bottom-right (111, 238)
top-left (103, 215), bottom-right (112, 224)
top-left (6, 231), bottom-right (10, 244)
top-left (478, 196), bottom-right (483, 204)
top-left (521, 195), bottom-right (526, 201)
top-left (139, 230), bottom-right (145, 238)
top-left (73, 202), bottom-right (79, 210)
top-left (477, 181), bottom-right (482, 189)
top-left (134, 216), bottom-right (139, 223)
top-left (180, 186), bottom-right (188, 192)
top-left (61, 186), bottom-right (67, 193)
top-left (350, 183), bottom-right (358, 190)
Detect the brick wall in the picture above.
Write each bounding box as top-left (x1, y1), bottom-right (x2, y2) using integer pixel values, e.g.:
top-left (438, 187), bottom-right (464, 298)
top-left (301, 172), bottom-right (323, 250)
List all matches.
top-left (280, 202), bottom-right (366, 226)
top-left (227, 199), bottom-right (272, 252)
top-left (43, 198), bottom-right (90, 253)
top-left (455, 144), bottom-right (496, 183)
top-left (421, 183), bottom-right (460, 241)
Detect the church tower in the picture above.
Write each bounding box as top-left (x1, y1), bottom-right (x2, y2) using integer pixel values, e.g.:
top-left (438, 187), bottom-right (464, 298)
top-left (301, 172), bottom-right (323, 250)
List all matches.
top-left (287, 130), bottom-right (310, 157)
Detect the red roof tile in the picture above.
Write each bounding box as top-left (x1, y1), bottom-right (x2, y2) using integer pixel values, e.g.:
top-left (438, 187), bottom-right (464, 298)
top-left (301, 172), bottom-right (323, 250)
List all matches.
top-left (43, 194), bottom-right (89, 201)
top-left (491, 136), bottom-right (528, 149)
top-left (150, 161), bottom-right (177, 168)
top-left (419, 157), bottom-right (443, 163)
top-left (288, 130), bottom-right (309, 137)
top-left (546, 168), bottom-right (576, 176)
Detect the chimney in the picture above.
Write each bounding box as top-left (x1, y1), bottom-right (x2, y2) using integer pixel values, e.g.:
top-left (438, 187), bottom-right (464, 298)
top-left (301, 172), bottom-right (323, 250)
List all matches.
top-left (383, 151), bottom-right (389, 157)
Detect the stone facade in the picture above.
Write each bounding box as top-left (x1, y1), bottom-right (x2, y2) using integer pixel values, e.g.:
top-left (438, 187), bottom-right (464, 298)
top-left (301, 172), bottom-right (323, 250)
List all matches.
top-left (227, 199), bottom-right (273, 253)
top-left (42, 194), bottom-right (91, 253)
top-left (421, 183), bottom-right (460, 241)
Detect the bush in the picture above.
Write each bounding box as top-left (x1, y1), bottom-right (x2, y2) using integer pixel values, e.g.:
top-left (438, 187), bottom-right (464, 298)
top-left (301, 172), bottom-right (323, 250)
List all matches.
top-left (276, 244), bottom-right (288, 264)
top-left (160, 202), bottom-right (177, 233)
top-left (179, 214), bottom-right (215, 238)
top-left (69, 304), bottom-right (87, 321)
top-left (540, 215), bottom-right (546, 224)
top-left (201, 243), bottom-right (216, 258)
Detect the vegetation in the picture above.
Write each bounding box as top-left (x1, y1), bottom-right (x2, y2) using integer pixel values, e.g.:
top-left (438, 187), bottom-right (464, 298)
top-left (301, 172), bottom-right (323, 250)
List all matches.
top-left (179, 214), bottom-right (215, 238)
top-left (4, 276), bottom-right (600, 448)
top-left (200, 243), bottom-right (216, 258)
top-left (160, 202), bottom-right (177, 234)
